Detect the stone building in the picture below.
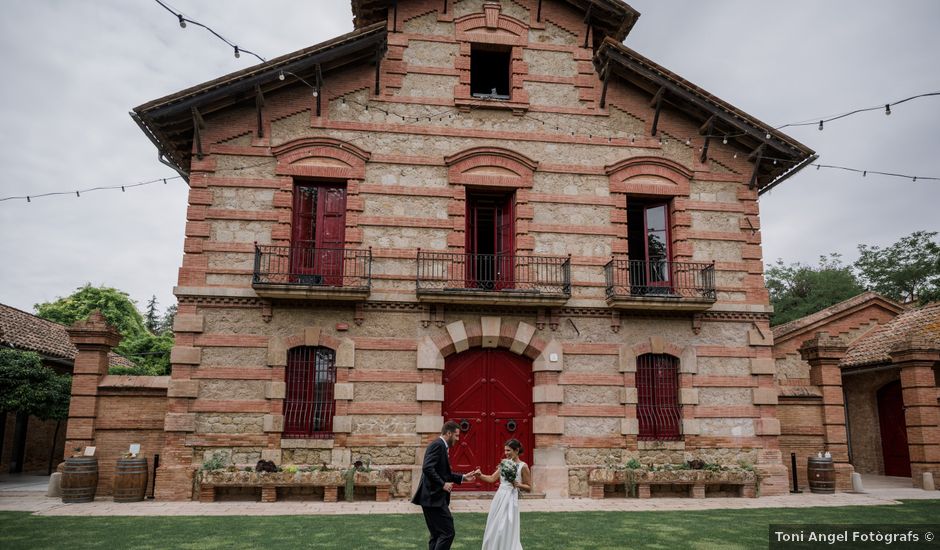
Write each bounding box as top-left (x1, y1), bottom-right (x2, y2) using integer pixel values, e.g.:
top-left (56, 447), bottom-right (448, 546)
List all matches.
top-left (773, 295), bottom-right (940, 490)
top-left (131, 0), bottom-right (819, 500)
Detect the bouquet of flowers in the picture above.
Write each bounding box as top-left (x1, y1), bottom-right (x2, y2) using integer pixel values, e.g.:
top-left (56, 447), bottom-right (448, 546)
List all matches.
top-left (499, 459), bottom-right (517, 484)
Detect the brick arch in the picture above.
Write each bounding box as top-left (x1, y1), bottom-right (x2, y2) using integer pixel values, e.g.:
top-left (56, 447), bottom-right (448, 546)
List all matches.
top-left (430, 318), bottom-right (546, 361)
top-left (282, 326), bottom-right (342, 352)
top-left (445, 146), bottom-right (538, 189)
top-left (629, 337), bottom-right (685, 360)
top-left (272, 137), bottom-right (370, 179)
top-left (605, 156), bottom-right (693, 197)
top-left (455, 10), bottom-right (529, 47)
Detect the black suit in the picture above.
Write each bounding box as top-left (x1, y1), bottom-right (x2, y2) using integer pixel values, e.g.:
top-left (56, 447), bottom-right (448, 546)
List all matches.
top-left (412, 437), bottom-right (464, 550)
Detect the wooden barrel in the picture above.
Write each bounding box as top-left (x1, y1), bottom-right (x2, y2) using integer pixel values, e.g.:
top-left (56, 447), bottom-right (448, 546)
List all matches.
top-left (61, 457), bottom-right (98, 503)
top-left (807, 457), bottom-right (835, 494)
top-left (113, 458), bottom-right (149, 502)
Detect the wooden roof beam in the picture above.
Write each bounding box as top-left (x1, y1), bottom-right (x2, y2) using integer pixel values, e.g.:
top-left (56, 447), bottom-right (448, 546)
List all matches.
top-left (650, 85), bottom-right (665, 137)
top-left (699, 116), bottom-right (715, 163)
top-left (191, 107), bottom-right (205, 160)
top-left (254, 85), bottom-right (265, 138)
top-left (748, 144), bottom-right (764, 189)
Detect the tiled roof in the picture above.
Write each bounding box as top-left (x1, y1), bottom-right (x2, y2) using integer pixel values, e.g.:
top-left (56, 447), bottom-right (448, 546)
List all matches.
top-left (841, 302), bottom-right (940, 367)
top-left (0, 303), bottom-right (135, 368)
top-left (772, 291), bottom-right (903, 342)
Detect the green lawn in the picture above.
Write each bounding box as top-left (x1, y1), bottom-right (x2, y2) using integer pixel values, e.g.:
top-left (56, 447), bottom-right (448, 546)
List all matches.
top-left (1, 501), bottom-right (938, 549)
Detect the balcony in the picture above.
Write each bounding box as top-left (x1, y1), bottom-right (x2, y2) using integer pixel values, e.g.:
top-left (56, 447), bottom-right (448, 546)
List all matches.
top-left (604, 258), bottom-right (716, 311)
top-left (416, 251), bottom-right (570, 306)
top-left (252, 245), bottom-right (371, 301)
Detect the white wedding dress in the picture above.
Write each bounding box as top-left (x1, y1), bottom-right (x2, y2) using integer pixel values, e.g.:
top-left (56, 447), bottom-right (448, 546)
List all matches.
top-left (481, 460), bottom-right (524, 550)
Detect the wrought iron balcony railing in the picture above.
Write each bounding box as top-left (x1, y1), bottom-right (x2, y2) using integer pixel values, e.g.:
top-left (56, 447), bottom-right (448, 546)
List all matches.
top-left (416, 251), bottom-right (570, 300)
top-left (253, 245), bottom-right (372, 291)
top-left (604, 258), bottom-right (716, 302)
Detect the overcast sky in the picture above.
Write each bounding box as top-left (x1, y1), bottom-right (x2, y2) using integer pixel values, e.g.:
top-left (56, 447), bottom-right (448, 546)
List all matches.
top-left (1, 0), bottom-right (938, 316)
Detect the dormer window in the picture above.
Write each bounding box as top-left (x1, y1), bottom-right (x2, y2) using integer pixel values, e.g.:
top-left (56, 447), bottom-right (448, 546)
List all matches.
top-left (470, 44), bottom-right (511, 99)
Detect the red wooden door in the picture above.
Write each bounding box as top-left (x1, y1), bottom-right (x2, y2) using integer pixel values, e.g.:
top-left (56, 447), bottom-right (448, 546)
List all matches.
top-left (466, 194), bottom-right (515, 290)
top-left (877, 380), bottom-right (911, 477)
top-left (495, 197), bottom-right (515, 290)
top-left (443, 349), bottom-right (533, 491)
top-left (643, 204), bottom-right (671, 290)
top-left (290, 183), bottom-right (346, 285)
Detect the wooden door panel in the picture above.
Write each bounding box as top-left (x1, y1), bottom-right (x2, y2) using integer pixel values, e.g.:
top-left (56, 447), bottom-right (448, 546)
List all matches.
top-left (878, 381), bottom-right (911, 477)
top-left (444, 349), bottom-right (533, 492)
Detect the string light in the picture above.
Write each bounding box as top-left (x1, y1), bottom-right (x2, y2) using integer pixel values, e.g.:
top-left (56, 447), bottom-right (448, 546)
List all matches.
top-left (155, 0), bottom-right (267, 63)
top-left (818, 120), bottom-right (824, 131)
top-left (775, 91), bottom-right (940, 130)
top-left (0, 176), bottom-right (183, 203)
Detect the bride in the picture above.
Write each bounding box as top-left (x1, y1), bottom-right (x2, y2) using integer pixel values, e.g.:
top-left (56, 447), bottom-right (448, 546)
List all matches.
top-left (478, 439), bottom-right (531, 550)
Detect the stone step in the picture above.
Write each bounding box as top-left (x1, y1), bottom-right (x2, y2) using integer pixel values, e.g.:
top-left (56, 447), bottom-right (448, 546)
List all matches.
top-left (452, 491), bottom-right (546, 500)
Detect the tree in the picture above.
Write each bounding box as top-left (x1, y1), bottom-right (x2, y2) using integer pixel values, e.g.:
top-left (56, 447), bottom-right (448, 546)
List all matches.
top-left (0, 349), bottom-right (71, 420)
top-left (158, 303), bottom-right (177, 336)
top-left (35, 284), bottom-right (147, 340)
top-left (765, 254), bottom-right (866, 326)
top-left (0, 349), bottom-right (72, 473)
top-left (144, 295), bottom-right (160, 334)
top-left (855, 230), bottom-right (940, 305)
top-left (34, 284), bottom-right (173, 375)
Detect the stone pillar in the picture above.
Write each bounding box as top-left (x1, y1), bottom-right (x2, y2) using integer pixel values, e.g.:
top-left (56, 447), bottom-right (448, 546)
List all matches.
top-left (64, 311), bottom-right (122, 458)
top-left (799, 332), bottom-right (854, 491)
top-left (889, 337), bottom-right (940, 489)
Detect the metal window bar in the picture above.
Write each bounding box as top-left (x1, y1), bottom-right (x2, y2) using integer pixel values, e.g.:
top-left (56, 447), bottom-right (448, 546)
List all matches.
top-left (253, 245), bottom-right (372, 289)
top-left (283, 346), bottom-right (336, 439)
top-left (604, 258), bottom-right (716, 300)
top-left (636, 353), bottom-right (682, 441)
top-left (416, 251), bottom-right (570, 295)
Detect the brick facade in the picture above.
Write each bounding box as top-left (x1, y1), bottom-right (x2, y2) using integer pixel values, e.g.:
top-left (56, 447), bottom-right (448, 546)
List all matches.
top-left (128, 0), bottom-right (823, 500)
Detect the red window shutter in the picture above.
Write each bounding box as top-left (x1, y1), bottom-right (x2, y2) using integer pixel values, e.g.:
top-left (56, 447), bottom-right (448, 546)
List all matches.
top-left (290, 183), bottom-right (347, 284)
top-left (636, 354), bottom-right (681, 441)
top-left (284, 346), bottom-right (336, 438)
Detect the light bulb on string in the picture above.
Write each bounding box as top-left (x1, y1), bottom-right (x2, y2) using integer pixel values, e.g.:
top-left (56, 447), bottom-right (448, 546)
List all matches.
top-left (818, 120), bottom-right (824, 131)
top-left (278, 71), bottom-right (285, 81)
top-left (178, 15), bottom-right (186, 28)
top-left (722, 136), bottom-right (728, 145)
top-left (765, 132), bottom-right (771, 139)
top-left (312, 89), bottom-right (319, 97)
top-left (234, 46), bottom-right (240, 59)
top-left (684, 137), bottom-right (691, 146)
top-left (885, 104), bottom-right (891, 116)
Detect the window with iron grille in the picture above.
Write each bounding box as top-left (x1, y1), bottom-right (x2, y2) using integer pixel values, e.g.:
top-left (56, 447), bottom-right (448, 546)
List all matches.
top-left (284, 346), bottom-right (336, 439)
top-left (636, 353), bottom-right (681, 441)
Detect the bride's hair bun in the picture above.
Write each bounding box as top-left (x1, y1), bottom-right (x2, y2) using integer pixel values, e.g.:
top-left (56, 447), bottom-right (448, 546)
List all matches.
top-left (505, 438), bottom-right (523, 455)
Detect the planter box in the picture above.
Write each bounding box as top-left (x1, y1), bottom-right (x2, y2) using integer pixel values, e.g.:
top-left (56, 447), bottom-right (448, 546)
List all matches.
top-left (197, 469), bottom-right (391, 503)
top-left (588, 468), bottom-right (757, 499)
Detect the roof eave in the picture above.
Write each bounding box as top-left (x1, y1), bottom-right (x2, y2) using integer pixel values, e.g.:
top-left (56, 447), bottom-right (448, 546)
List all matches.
top-left (132, 23), bottom-right (388, 176)
top-left (596, 39), bottom-right (816, 194)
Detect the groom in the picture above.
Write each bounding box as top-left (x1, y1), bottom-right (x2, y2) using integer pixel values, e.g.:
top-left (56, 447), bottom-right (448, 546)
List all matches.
top-left (412, 421), bottom-right (479, 550)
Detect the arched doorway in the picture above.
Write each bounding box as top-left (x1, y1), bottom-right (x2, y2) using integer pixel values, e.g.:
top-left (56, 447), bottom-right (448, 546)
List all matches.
top-left (443, 348), bottom-right (534, 491)
top-left (877, 380), bottom-right (911, 477)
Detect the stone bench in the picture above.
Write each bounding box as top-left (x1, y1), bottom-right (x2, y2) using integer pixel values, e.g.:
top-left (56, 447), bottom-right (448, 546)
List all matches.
top-left (197, 470), bottom-right (391, 503)
top-left (588, 468), bottom-right (757, 499)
